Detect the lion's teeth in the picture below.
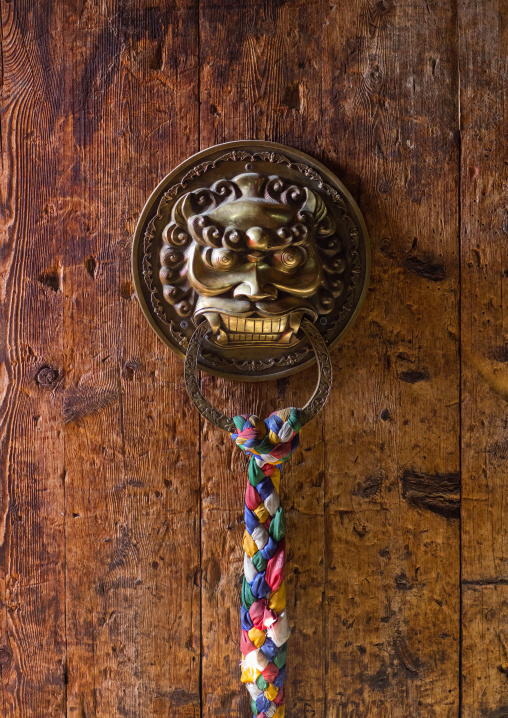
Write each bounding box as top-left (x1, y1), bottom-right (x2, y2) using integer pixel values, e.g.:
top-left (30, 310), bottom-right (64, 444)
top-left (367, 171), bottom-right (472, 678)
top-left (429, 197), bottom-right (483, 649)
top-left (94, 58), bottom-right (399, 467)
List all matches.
top-left (217, 314), bottom-right (294, 341)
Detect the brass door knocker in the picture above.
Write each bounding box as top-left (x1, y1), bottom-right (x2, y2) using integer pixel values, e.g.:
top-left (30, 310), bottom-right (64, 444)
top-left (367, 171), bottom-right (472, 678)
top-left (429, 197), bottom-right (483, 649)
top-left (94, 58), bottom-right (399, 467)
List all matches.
top-left (132, 141), bottom-right (370, 716)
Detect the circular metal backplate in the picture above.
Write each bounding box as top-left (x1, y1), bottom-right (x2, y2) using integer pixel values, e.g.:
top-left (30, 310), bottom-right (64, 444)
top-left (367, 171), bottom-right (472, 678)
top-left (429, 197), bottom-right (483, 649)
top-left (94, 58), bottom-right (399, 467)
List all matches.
top-left (132, 140), bottom-right (370, 381)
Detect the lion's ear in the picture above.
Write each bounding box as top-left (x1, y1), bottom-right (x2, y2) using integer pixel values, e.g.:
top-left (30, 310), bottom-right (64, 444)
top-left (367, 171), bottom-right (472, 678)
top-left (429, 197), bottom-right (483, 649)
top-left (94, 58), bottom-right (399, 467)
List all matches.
top-left (300, 188), bottom-right (336, 236)
top-left (171, 192), bottom-right (195, 229)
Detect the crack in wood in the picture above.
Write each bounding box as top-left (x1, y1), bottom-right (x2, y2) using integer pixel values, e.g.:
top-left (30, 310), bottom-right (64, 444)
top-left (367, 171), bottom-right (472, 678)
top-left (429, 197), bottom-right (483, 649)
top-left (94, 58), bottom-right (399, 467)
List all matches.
top-left (401, 469), bottom-right (460, 519)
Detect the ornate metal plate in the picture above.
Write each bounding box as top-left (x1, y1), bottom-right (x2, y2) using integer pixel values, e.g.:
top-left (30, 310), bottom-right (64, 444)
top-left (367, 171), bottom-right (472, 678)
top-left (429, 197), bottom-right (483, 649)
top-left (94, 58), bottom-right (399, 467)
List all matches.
top-left (132, 141), bottom-right (370, 381)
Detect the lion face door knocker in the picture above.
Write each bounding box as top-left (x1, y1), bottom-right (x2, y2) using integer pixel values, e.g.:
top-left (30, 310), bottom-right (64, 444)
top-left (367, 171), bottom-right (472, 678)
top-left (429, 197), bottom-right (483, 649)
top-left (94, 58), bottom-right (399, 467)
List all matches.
top-left (132, 141), bottom-right (370, 715)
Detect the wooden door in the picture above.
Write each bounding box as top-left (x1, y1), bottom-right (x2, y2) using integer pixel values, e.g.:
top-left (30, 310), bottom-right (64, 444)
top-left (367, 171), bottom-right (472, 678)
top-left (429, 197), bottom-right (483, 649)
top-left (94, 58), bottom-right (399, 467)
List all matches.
top-left (1, 0), bottom-right (506, 716)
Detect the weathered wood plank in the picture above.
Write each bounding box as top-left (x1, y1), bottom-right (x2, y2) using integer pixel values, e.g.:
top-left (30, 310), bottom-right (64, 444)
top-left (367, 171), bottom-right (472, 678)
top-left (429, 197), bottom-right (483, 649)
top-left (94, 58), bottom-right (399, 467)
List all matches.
top-left (462, 584), bottom-right (508, 717)
top-left (321, 1), bottom-right (461, 715)
top-left (459, 0), bottom-right (508, 714)
top-left (61, 2), bottom-right (201, 716)
top-left (5, 1), bottom-right (508, 715)
top-left (0, 2), bottom-right (67, 714)
top-left (199, 1), bottom-right (327, 715)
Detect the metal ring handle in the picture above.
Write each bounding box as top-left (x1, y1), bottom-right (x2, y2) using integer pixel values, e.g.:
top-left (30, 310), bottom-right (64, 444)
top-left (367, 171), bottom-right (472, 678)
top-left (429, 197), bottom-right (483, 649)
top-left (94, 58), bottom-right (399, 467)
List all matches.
top-left (184, 318), bottom-right (333, 432)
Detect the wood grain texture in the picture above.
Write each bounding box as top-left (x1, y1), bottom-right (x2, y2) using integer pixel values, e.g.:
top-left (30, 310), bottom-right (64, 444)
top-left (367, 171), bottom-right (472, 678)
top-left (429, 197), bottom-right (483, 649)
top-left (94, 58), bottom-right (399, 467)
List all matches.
top-left (0, 2), bottom-right (67, 714)
top-left (320, 1), bottom-right (461, 715)
top-left (459, 0), bottom-right (508, 714)
top-left (59, 1), bottom-right (201, 717)
top-left (0, 0), bottom-right (505, 716)
top-left (199, 2), bottom-right (327, 715)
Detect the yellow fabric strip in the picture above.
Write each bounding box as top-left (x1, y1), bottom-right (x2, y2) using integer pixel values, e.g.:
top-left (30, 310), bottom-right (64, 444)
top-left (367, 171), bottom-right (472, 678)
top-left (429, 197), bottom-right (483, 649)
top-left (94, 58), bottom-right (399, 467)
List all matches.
top-left (254, 418), bottom-right (266, 436)
top-left (254, 502), bottom-right (269, 523)
top-left (264, 683), bottom-right (279, 701)
top-left (268, 429), bottom-right (280, 445)
top-left (243, 530), bottom-right (257, 558)
top-left (271, 467), bottom-right (281, 494)
top-left (269, 581), bottom-right (286, 613)
top-left (248, 627), bottom-right (266, 648)
top-left (241, 664), bottom-right (259, 683)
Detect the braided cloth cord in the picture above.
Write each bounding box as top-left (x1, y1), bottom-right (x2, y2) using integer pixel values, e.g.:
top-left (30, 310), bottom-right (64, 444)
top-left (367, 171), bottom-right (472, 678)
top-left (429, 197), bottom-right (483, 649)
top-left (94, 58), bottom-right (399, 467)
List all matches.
top-left (231, 407), bottom-right (301, 718)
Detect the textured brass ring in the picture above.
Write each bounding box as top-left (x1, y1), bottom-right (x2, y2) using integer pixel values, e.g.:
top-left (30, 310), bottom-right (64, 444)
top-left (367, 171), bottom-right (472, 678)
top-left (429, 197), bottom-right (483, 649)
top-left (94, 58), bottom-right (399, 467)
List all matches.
top-left (184, 317), bottom-right (332, 432)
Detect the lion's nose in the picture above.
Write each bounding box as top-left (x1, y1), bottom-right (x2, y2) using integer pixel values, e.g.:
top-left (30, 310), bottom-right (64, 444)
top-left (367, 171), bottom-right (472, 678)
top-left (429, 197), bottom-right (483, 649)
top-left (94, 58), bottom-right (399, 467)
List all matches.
top-left (233, 270), bottom-right (277, 302)
top-left (246, 227), bottom-right (269, 251)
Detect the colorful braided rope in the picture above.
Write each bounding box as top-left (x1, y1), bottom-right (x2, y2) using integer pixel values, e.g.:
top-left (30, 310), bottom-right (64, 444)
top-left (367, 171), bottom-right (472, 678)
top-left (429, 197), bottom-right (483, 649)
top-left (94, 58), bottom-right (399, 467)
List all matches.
top-left (231, 407), bottom-right (301, 718)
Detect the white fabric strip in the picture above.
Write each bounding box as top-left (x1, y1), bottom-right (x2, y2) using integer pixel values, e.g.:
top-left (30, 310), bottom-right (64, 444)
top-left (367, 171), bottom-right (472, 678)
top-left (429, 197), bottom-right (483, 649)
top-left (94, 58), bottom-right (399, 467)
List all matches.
top-left (244, 554), bottom-right (257, 584)
top-left (267, 611), bottom-right (290, 647)
top-left (264, 490), bottom-right (280, 517)
top-left (243, 647), bottom-right (269, 672)
top-left (277, 423), bottom-right (294, 443)
top-left (246, 683), bottom-right (262, 700)
top-left (252, 525), bottom-right (268, 550)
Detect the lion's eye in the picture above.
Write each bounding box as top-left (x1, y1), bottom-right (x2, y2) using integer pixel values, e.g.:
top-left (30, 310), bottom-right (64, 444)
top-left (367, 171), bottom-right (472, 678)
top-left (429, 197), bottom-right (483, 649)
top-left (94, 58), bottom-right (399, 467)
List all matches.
top-left (206, 248), bottom-right (238, 270)
top-left (272, 247), bottom-right (306, 271)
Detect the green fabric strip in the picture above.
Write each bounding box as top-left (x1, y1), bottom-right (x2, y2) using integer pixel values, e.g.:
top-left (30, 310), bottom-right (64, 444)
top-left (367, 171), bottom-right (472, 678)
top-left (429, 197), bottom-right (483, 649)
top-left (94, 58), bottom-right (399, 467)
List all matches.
top-left (274, 641), bottom-right (288, 669)
top-left (252, 551), bottom-right (267, 573)
top-left (248, 457), bottom-right (265, 487)
top-left (242, 576), bottom-right (255, 609)
top-left (233, 415), bottom-right (245, 431)
top-left (269, 506), bottom-right (286, 541)
top-left (256, 674), bottom-right (269, 691)
top-left (288, 407), bottom-right (302, 433)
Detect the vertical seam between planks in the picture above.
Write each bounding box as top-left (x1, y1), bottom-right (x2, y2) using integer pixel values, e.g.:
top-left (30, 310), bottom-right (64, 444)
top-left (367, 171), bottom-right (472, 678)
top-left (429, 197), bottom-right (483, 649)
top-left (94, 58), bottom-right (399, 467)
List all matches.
top-left (197, 3), bottom-right (203, 717)
top-left (64, 460), bottom-right (68, 718)
top-left (63, 4), bottom-right (68, 712)
top-left (457, 0), bottom-right (463, 713)
top-left (322, 418), bottom-right (328, 718)
top-left (321, 1), bottom-right (328, 712)
top-left (198, 411), bottom-right (203, 718)
top-left (198, 0), bottom-right (201, 156)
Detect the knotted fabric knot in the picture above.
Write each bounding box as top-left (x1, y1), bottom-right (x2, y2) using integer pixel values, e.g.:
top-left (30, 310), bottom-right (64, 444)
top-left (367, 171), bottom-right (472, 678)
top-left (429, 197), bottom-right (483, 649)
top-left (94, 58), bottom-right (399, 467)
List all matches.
top-left (231, 408), bottom-right (301, 718)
